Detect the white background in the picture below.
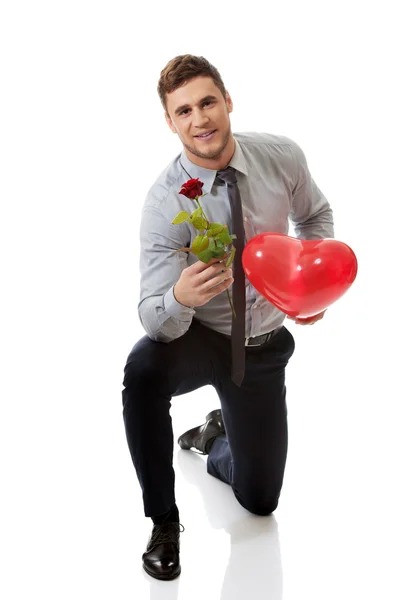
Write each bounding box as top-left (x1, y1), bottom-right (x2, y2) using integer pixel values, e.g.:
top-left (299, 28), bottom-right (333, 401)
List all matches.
top-left (1, 1), bottom-right (399, 598)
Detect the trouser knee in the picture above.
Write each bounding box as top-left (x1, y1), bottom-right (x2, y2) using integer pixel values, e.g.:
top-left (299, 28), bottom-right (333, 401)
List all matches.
top-left (234, 486), bottom-right (280, 516)
top-left (122, 338), bottom-right (170, 411)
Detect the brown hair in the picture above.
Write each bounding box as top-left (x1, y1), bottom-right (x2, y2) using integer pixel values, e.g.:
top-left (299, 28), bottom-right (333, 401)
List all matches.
top-left (157, 54), bottom-right (227, 114)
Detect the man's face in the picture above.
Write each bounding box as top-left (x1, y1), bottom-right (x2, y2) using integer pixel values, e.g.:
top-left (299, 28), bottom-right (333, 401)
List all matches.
top-left (165, 76), bottom-right (234, 168)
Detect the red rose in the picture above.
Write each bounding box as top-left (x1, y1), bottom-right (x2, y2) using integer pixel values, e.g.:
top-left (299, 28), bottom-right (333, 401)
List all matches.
top-left (179, 178), bottom-right (204, 200)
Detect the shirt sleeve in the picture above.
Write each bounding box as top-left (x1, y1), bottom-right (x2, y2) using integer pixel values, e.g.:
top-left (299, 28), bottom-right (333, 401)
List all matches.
top-left (288, 140), bottom-right (335, 239)
top-left (138, 202), bottom-right (195, 343)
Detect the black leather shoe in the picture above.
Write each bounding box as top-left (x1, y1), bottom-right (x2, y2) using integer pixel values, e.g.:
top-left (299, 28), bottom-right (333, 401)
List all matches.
top-left (177, 409), bottom-right (225, 455)
top-left (142, 522), bottom-right (183, 581)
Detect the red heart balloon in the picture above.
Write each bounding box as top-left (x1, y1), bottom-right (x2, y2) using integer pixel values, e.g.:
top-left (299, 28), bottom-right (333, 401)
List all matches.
top-left (242, 233), bottom-right (358, 318)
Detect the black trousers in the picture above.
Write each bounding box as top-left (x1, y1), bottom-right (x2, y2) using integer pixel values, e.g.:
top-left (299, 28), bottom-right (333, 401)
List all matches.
top-left (121, 319), bottom-right (295, 518)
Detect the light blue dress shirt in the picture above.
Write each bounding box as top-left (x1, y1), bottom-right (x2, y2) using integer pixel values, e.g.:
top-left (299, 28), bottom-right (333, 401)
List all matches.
top-left (138, 132), bottom-right (334, 342)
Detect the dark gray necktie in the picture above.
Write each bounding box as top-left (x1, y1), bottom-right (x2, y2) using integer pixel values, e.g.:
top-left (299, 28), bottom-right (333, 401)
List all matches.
top-left (216, 167), bottom-right (246, 387)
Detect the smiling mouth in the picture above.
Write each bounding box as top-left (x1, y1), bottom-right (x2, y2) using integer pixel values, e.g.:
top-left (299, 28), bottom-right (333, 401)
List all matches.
top-left (195, 130), bottom-right (217, 139)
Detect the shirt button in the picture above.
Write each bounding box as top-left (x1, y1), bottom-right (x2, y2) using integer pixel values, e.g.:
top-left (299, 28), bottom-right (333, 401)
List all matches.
top-left (244, 216), bottom-right (248, 222)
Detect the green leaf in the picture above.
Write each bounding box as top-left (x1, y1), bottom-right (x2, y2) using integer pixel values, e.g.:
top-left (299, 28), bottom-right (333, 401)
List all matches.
top-left (207, 222), bottom-right (225, 237)
top-left (225, 246), bottom-right (236, 267)
top-left (190, 207), bottom-right (203, 221)
top-left (216, 226), bottom-right (233, 245)
top-left (192, 217), bottom-right (208, 230)
top-left (172, 211), bottom-right (190, 225)
top-left (197, 249), bottom-right (215, 263)
top-left (211, 248), bottom-right (225, 258)
top-left (189, 207), bottom-right (209, 230)
top-left (192, 235), bottom-right (209, 255)
top-left (208, 237), bottom-right (216, 251)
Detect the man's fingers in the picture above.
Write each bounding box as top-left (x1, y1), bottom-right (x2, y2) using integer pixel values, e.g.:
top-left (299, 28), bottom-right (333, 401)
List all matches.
top-left (202, 271), bottom-right (233, 291)
top-left (189, 255), bottom-right (228, 273)
top-left (205, 277), bottom-right (234, 299)
top-left (197, 265), bottom-right (232, 287)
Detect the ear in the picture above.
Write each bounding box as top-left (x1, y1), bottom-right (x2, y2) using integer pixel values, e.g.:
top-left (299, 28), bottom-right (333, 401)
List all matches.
top-left (165, 111), bottom-right (177, 134)
top-left (225, 91), bottom-right (233, 113)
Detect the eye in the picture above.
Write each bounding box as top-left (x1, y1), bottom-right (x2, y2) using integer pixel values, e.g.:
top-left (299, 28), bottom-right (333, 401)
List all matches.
top-left (179, 100), bottom-right (214, 116)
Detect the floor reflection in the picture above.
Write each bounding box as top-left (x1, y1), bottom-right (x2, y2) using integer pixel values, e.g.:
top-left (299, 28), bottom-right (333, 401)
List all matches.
top-left (177, 450), bottom-right (283, 600)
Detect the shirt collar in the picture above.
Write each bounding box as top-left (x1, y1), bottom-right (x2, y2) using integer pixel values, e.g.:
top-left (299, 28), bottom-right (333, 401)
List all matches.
top-left (229, 137), bottom-right (249, 176)
top-left (179, 136), bottom-right (249, 194)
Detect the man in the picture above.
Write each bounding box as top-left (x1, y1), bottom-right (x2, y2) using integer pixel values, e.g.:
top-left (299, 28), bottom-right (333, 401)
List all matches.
top-left (121, 54), bottom-right (334, 581)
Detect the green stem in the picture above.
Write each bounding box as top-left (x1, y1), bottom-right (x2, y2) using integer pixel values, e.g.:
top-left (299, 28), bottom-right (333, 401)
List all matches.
top-left (226, 288), bottom-right (236, 319)
top-left (196, 195), bottom-right (235, 318)
top-left (196, 197), bottom-right (209, 226)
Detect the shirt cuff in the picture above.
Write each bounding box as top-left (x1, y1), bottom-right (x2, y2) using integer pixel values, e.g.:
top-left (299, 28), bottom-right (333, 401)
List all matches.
top-left (164, 286), bottom-right (195, 320)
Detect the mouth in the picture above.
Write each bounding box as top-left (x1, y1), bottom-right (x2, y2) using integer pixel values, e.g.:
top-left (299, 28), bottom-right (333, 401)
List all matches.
top-left (194, 129), bottom-right (217, 141)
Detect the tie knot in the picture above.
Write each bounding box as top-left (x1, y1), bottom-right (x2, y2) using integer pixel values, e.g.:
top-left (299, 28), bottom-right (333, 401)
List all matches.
top-left (216, 167), bottom-right (237, 185)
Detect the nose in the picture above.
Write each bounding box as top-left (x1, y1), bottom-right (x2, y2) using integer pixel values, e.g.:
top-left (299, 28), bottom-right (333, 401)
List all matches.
top-left (192, 107), bottom-right (210, 129)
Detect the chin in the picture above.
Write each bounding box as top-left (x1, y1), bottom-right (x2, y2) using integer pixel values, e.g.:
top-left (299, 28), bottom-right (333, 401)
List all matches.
top-left (196, 141), bottom-right (225, 159)
top-left (185, 131), bottom-right (230, 161)
top-left (198, 149), bottom-right (224, 160)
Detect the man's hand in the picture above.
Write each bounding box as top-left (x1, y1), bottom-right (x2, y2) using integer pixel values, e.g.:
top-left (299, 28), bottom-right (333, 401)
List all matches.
top-left (287, 310), bottom-right (326, 325)
top-left (173, 256), bottom-right (233, 308)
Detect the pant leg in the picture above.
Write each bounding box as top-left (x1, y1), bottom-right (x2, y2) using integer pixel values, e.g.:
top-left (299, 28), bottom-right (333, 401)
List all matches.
top-left (121, 320), bottom-right (219, 517)
top-left (207, 326), bottom-right (295, 515)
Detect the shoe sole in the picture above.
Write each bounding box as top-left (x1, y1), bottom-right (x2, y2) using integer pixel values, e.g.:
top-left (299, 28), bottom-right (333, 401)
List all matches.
top-left (177, 409), bottom-right (225, 450)
top-left (143, 563), bottom-right (181, 580)
top-left (205, 408), bottom-right (223, 422)
top-left (177, 425), bottom-right (205, 450)
top-left (177, 420), bottom-right (225, 454)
